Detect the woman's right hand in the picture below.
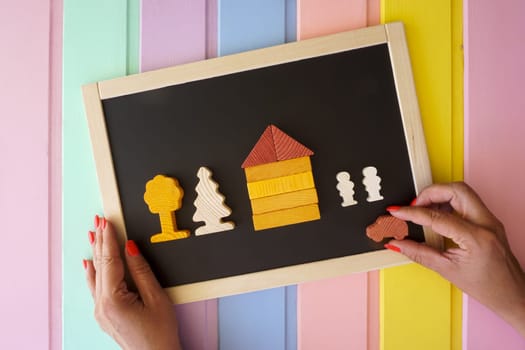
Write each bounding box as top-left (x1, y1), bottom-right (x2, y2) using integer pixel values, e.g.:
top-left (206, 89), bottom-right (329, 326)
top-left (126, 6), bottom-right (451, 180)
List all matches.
top-left (386, 182), bottom-right (525, 336)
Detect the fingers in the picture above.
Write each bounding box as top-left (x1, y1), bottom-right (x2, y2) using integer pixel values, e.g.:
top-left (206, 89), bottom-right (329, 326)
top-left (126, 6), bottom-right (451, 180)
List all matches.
top-left (389, 206), bottom-right (476, 250)
top-left (100, 220), bottom-right (126, 296)
top-left (85, 259), bottom-right (96, 299)
top-left (386, 239), bottom-right (452, 275)
top-left (124, 240), bottom-right (168, 306)
top-left (416, 182), bottom-right (501, 232)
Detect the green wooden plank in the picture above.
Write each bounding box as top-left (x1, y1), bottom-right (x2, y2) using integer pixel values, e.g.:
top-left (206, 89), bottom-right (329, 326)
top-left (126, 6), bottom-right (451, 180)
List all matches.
top-left (62, 1), bottom-right (138, 349)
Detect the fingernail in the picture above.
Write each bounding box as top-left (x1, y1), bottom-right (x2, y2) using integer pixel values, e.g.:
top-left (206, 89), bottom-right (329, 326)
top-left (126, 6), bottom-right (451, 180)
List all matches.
top-left (82, 259), bottom-right (88, 270)
top-left (410, 198), bottom-right (418, 206)
top-left (386, 205), bottom-right (401, 212)
top-left (126, 240), bottom-right (140, 257)
top-left (101, 218), bottom-right (107, 230)
top-left (94, 215), bottom-right (100, 228)
top-left (88, 231), bottom-right (95, 245)
top-left (384, 243), bottom-right (401, 253)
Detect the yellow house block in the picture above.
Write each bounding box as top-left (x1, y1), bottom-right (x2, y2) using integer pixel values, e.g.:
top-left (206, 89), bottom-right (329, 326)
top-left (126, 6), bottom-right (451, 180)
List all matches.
top-left (244, 156), bottom-right (312, 182)
top-left (247, 171), bottom-right (315, 199)
top-left (250, 188), bottom-right (318, 215)
top-left (252, 204), bottom-right (320, 231)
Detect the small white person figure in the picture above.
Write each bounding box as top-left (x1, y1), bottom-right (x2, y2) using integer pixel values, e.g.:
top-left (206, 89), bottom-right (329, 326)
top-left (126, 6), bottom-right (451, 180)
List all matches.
top-left (336, 171), bottom-right (358, 207)
top-left (362, 166), bottom-right (384, 202)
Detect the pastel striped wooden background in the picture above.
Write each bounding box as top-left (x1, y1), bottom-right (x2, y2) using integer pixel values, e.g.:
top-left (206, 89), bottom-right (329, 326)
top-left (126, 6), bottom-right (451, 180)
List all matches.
top-left (1, 0), bottom-right (524, 349)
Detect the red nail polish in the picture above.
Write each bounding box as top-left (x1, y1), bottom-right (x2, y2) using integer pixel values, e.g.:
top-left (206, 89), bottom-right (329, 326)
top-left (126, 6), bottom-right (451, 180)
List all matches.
top-left (384, 243), bottom-right (401, 253)
top-left (94, 215), bottom-right (100, 228)
top-left (88, 231), bottom-right (95, 245)
top-left (101, 218), bottom-right (107, 230)
top-left (126, 240), bottom-right (140, 257)
top-left (410, 198), bottom-right (418, 206)
top-left (82, 259), bottom-right (88, 269)
top-left (386, 205), bottom-right (401, 212)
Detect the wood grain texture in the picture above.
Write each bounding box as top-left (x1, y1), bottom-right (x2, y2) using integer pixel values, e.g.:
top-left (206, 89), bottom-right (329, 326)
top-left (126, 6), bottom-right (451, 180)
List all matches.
top-left (216, 4), bottom-right (289, 350)
top-left (139, 1), bottom-right (219, 349)
top-left (271, 125), bottom-right (314, 161)
top-left (464, 0), bottom-right (525, 348)
top-left (64, 1), bottom-right (132, 349)
top-left (83, 23), bottom-right (433, 305)
top-left (244, 156), bottom-right (312, 182)
top-left (381, 2), bottom-right (457, 350)
top-left (241, 125), bottom-right (278, 168)
top-left (140, 0), bottom-right (206, 71)
top-left (366, 215), bottom-right (408, 242)
top-left (193, 166), bottom-right (235, 235)
top-left (144, 175), bottom-right (190, 242)
top-left (250, 188), bottom-right (318, 215)
top-left (247, 171), bottom-right (315, 199)
top-left (253, 204), bottom-right (320, 231)
top-left (0, 1), bottom-right (52, 349)
top-left (97, 25), bottom-right (388, 99)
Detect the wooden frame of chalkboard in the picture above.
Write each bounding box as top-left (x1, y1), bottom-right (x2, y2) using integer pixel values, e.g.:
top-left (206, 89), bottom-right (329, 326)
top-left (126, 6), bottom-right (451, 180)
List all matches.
top-left (83, 22), bottom-right (441, 304)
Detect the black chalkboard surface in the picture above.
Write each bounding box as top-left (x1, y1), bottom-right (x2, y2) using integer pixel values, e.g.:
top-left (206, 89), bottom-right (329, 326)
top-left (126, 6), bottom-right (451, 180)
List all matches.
top-left (83, 23), bottom-right (440, 303)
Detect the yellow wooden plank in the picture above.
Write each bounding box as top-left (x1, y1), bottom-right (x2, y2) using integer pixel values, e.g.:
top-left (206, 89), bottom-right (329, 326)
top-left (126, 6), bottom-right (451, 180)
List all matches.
top-left (244, 156), bottom-right (312, 182)
top-left (252, 204), bottom-right (320, 231)
top-left (247, 171), bottom-right (315, 199)
top-left (250, 188), bottom-right (319, 215)
top-left (381, 1), bottom-right (461, 349)
top-left (450, 1), bottom-right (464, 349)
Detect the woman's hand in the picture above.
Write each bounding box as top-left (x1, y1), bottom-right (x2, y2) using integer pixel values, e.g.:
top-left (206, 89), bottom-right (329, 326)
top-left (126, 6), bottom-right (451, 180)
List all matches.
top-left (84, 216), bottom-right (182, 350)
top-left (385, 182), bottom-right (525, 336)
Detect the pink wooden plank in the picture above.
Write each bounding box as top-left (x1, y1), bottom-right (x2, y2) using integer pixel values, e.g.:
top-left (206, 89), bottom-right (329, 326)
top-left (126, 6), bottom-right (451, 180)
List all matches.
top-left (0, 1), bottom-right (51, 348)
top-left (50, 0), bottom-right (63, 348)
top-left (296, 2), bottom-right (377, 349)
top-left (464, 0), bottom-right (525, 348)
top-left (140, 0), bottom-right (206, 71)
top-left (367, 0), bottom-right (380, 26)
top-left (297, 0), bottom-right (367, 40)
top-left (140, 2), bottom-right (218, 349)
top-left (298, 274), bottom-right (368, 350)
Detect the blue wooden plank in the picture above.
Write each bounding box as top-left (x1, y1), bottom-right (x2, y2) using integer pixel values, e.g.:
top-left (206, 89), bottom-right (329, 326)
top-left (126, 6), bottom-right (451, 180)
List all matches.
top-left (286, 0), bottom-right (297, 42)
top-left (217, 1), bottom-right (297, 349)
top-left (219, 288), bottom-right (286, 350)
top-left (218, 0), bottom-right (286, 56)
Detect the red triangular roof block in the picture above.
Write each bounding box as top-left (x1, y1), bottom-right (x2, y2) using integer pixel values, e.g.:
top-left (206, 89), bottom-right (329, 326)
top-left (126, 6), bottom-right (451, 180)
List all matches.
top-left (241, 125), bottom-right (314, 168)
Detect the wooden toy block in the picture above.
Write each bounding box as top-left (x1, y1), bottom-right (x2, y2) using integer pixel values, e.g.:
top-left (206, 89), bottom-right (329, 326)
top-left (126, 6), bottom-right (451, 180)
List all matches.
top-left (241, 125), bottom-right (278, 168)
top-left (270, 125), bottom-right (314, 161)
top-left (242, 124), bottom-right (314, 168)
top-left (336, 171), bottom-right (358, 207)
top-left (366, 215), bottom-right (408, 242)
top-left (247, 171), bottom-right (315, 199)
top-left (362, 166), bottom-right (384, 202)
top-left (250, 188), bottom-right (318, 215)
top-left (244, 156), bottom-right (312, 182)
top-left (252, 204), bottom-right (320, 231)
top-left (193, 167), bottom-right (235, 235)
top-left (144, 174), bottom-right (190, 243)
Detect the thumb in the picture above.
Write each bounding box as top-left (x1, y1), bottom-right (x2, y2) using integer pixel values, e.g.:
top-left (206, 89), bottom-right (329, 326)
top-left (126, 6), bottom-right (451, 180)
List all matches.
top-left (387, 239), bottom-right (451, 275)
top-left (125, 240), bottom-right (168, 305)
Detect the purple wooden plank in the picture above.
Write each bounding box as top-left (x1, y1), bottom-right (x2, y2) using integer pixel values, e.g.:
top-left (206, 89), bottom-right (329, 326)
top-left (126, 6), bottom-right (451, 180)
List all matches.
top-left (140, 1), bottom-right (218, 349)
top-left (141, 0), bottom-right (206, 71)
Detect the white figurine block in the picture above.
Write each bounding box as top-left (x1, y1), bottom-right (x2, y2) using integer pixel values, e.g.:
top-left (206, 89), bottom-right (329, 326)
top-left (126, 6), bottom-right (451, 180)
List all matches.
top-left (193, 167), bottom-right (235, 235)
top-left (362, 166), bottom-right (384, 202)
top-left (336, 171), bottom-right (358, 207)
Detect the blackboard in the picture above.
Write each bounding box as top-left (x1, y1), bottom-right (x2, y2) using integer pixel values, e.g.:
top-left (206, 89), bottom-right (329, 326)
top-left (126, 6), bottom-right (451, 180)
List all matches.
top-left (83, 23), bottom-right (441, 303)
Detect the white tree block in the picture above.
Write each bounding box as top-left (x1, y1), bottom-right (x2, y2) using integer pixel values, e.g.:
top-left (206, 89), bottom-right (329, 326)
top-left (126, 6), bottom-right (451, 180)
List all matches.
top-left (193, 166), bottom-right (235, 235)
